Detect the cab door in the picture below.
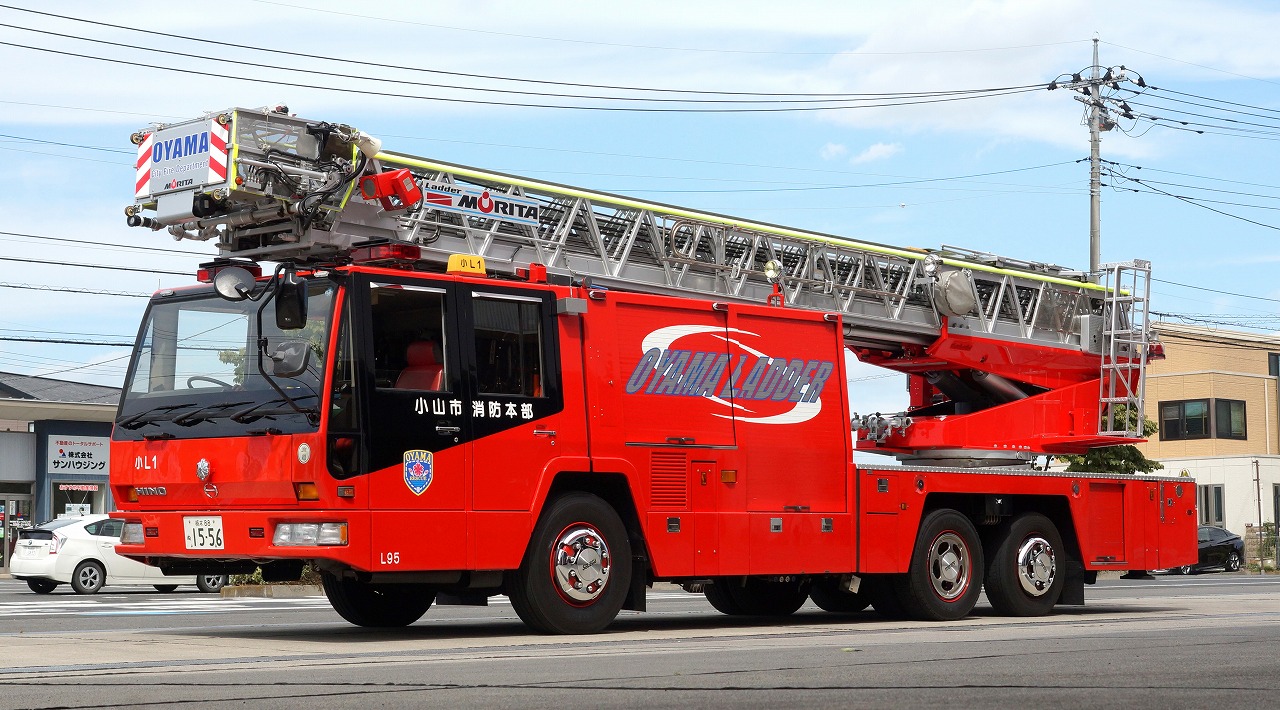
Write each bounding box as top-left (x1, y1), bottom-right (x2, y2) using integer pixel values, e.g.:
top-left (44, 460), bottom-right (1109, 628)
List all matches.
top-left (360, 277), bottom-right (468, 512)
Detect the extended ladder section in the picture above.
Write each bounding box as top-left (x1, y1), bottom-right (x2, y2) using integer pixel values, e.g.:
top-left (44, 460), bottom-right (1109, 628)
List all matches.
top-left (126, 107), bottom-right (1128, 356)
top-left (1096, 260), bottom-right (1153, 438)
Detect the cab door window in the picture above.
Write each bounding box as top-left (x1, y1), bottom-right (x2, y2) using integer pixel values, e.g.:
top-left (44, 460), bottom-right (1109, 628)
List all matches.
top-left (473, 295), bottom-right (544, 398)
top-left (370, 284), bottom-right (448, 391)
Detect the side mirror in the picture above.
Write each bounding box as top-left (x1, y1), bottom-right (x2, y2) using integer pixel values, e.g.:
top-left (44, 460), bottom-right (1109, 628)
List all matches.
top-left (275, 273), bottom-right (308, 330)
top-left (269, 339), bottom-right (311, 378)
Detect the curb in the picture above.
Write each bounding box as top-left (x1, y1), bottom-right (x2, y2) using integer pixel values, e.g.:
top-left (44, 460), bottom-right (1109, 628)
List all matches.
top-left (221, 584), bottom-right (323, 598)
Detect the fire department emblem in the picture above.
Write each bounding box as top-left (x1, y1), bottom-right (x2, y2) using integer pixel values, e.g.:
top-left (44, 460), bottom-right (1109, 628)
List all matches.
top-left (403, 450), bottom-right (433, 495)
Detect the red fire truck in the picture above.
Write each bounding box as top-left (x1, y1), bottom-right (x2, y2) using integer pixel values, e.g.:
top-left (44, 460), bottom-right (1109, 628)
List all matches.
top-left (111, 107), bottom-right (1196, 633)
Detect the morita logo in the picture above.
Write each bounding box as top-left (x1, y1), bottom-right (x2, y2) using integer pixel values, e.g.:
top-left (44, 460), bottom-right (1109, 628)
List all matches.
top-left (152, 131), bottom-right (210, 163)
top-left (458, 191), bottom-right (539, 221)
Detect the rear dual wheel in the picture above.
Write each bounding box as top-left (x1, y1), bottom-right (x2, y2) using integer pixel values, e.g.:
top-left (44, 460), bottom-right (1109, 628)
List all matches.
top-left (809, 577), bottom-right (871, 614)
top-left (983, 513), bottom-right (1064, 616)
top-left (506, 493), bottom-right (632, 635)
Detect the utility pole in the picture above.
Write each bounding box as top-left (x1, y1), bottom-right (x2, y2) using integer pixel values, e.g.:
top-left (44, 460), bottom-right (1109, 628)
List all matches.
top-left (1088, 38), bottom-right (1102, 279)
top-left (1050, 41), bottom-right (1145, 281)
top-left (1256, 458), bottom-right (1265, 575)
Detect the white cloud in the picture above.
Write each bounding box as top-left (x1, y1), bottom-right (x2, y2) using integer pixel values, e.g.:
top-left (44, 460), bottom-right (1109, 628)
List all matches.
top-left (819, 142), bottom-right (848, 160)
top-left (851, 142), bottom-right (903, 164)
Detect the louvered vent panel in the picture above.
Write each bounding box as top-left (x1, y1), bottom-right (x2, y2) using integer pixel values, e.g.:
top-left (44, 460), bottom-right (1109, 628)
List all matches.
top-left (649, 451), bottom-right (688, 509)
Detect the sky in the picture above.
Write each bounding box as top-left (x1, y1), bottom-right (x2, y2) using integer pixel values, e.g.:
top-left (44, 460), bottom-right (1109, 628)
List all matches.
top-left (1, 0), bottom-right (1279, 440)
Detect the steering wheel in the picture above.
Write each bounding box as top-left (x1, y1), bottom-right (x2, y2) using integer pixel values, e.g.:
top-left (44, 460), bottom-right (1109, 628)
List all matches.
top-left (187, 375), bottom-right (233, 389)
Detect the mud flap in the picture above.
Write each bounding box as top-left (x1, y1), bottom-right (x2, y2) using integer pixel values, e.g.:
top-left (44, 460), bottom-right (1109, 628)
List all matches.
top-left (622, 554), bottom-right (648, 612)
top-left (1057, 560), bottom-right (1093, 606)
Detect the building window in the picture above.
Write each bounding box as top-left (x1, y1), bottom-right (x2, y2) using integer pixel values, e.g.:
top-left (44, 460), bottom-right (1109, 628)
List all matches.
top-left (1270, 353), bottom-right (1280, 377)
top-left (1215, 399), bottom-right (1247, 439)
top-left (1159, 398), bottom-right (1247, 441)
top-left (1160, 399), bottom-right (1209, 440)
top-left (1198, 484), bottom-right (1224, 527)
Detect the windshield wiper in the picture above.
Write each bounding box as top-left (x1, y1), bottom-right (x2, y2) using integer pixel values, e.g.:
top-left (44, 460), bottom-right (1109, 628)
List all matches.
top-left (117, 403), bottom-right (199, 430)
top-left (173, 400), bottom-right (254, 427)
top-left (230, 393), bottom-right (319, 424)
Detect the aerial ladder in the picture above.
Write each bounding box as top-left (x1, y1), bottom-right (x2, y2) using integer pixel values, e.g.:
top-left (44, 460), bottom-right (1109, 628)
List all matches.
top-left (125, 106), bottom-right (1155, 465)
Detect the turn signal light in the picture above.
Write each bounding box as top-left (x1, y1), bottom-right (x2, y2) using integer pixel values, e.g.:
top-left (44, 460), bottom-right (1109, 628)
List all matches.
top-left (126, 488), bottom-right (139, 503)
top-left (294, 482), bottom-right (319, 501)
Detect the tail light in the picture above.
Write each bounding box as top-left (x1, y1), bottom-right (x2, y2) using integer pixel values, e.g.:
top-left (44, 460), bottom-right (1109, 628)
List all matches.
top-left (49, 533), bottom-right (64, 555)
top-left (121, 522), bottom-right (145, 545)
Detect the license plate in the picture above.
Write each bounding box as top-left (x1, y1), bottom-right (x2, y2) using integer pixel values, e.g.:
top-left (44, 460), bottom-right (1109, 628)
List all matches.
top-left (183, 516), bottom-right (224, 550)
top-left (18, 545), bottom-right (37, 559)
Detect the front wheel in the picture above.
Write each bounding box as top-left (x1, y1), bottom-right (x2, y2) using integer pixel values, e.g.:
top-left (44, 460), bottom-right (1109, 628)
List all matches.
top-left (26, 579), bottom-right (58, 594)
top-left (506, 492), bottom-right (632, 635)
top-left (71, 561), bottom-right (106, 595)
top-left (1224, 551), bottom-right (1241, 572)
top-left (321, 572), bottom-right (435, 627)
top-left (896, 509), bottom-right (984, 621)
top-left (983, 512), bottom-right (1064, 617)
top-left (196, 574), bottom-right (227, 593)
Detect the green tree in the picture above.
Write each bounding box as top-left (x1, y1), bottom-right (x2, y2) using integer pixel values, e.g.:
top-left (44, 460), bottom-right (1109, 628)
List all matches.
top-left (1057, 407), bottom-right (1163, 475)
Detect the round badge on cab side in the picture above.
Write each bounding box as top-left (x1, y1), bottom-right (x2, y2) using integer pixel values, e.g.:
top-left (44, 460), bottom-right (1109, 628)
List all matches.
top-left (298, 443), bottom-right (311, 464)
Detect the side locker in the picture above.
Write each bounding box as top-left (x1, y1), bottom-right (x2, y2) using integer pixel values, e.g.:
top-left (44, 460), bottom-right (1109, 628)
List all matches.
top-left (1158, 479), bottom-right (1196, 570)
top-left (859, 470), bottom-right (902, 573)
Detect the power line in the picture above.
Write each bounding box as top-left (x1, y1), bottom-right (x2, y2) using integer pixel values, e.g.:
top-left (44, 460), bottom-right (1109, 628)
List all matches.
top-left (0, 282), bottom-right (149, 298)
top-left (0, 6), bottom-right (1057, 99)
top-left (0, 229), bottom-right (211, 257)
top-left (0, 39), bottom-right (1048, 113)
top-left (246, 1), bottom-right (1086, 58)
top-left (1100, 40), bottom-right (1280, 88)
top-left (1151, 278), bottom-right (1280, 304)
top-left (0, 336), bottom-right (133, 346)
top-left (0, 255), bottom-right (187, 275)
top-left (0, 132), bottom-right (131, 155)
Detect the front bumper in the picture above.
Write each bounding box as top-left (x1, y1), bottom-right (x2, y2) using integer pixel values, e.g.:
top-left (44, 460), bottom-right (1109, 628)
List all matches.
top-left (111, 509), bottom-right (372, 571)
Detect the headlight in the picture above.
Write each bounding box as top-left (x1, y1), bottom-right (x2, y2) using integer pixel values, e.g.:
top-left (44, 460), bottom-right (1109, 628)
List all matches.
top-left (121, 522), bottom-right (145, 545)
top-left (273, 522), bottom-right (348, 546)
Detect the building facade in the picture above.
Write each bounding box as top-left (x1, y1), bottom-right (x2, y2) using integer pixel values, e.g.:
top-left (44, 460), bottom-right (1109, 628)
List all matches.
top-left (1138, 323), bottom-right (1280, 541)
top-left (0, 372), bottom-right (117, 572)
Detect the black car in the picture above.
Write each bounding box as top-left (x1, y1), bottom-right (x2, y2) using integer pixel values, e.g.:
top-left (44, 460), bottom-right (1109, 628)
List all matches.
top-left (1178, 525), bottom-right (1244, 574)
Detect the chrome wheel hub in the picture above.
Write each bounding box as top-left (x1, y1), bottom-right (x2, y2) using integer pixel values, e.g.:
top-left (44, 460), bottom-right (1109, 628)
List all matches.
top-left (1016, 536), bottom-right (1056, 596)
top-left (551, 524), bottom-right (612, 605)
top-left (928, 532), bottom-right (970, 601)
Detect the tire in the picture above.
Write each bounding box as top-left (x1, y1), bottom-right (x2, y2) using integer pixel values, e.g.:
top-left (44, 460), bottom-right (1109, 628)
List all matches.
top-left (71, 560), bottom-right (106, 595)
top-left (153, 585), bottom-right (179, 593)
top-left (506, 492), bottom-right (632, 634)
top-left (1225, 551), bottom-right (1241, 572)
top-left (321, 572), bottom-right (435, 627)
top-left (26, 579), bottom-right (57, 594)
top-left (196, 574), bottom-right (227, 593)
top-left (983, 512), bottom-right (1064, 617)
top-left (864, 575), bottom-right (910, 620)
top-left (896, 509), bottom-right (984, 621)
top-left (704, 580), bottom-right (747, 615)
top-left (704, 577), bottom-right (809, 617)
top-left (1178, 564), bottom-right (1194, 575)
top-left (809, 577), bottom-right (871, 614)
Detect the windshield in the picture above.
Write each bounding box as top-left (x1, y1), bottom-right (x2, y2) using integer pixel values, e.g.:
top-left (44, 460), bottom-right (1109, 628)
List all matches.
top-left (114, 276), bottom-right (336, 441)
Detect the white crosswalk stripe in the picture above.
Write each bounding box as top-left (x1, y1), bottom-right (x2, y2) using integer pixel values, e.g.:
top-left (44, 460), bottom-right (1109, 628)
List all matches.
top-left (0, 582), bottom-right (699, 619)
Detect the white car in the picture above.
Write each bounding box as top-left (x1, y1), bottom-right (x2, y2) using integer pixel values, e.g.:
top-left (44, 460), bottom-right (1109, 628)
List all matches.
top-left (10, 514), bottom-right (226, 595)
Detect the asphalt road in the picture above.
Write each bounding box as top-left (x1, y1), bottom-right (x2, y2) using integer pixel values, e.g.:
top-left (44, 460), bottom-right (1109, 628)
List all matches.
top-left (0, 574), bottom-right (1277, 709)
